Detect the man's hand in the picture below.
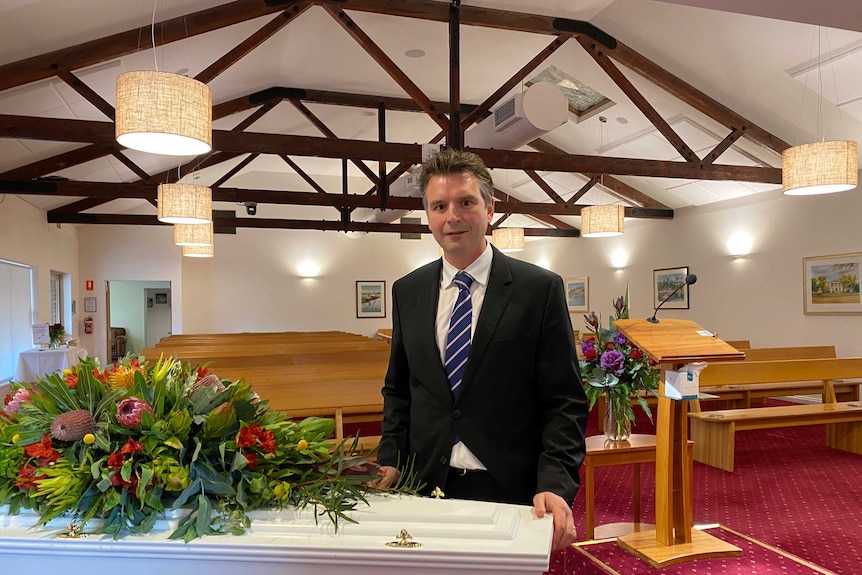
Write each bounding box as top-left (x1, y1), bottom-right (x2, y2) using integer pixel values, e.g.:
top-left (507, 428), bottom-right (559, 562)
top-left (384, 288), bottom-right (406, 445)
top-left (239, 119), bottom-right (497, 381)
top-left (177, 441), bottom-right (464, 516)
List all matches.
top-left (365, 465), bottom-right (400, 490)
top-left (533, 491), bottom-right (577, 552)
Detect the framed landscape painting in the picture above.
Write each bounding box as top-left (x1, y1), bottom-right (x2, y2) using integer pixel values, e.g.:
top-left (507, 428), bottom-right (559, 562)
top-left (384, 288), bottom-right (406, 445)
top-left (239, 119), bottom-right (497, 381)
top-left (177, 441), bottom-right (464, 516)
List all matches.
top-left (565, 276), bottom-right (589, 312)
top-left (653, 266), bottom-right (690, 310)
top-left (356, 280), bottom-right (386, 318)
top-left (803, 253), bottom-right (862, 315)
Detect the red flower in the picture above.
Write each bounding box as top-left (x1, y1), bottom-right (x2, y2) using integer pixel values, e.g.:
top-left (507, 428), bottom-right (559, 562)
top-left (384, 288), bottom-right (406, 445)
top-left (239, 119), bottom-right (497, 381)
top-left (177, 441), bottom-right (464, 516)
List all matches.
top-left (14, 464), bottom-right (39, 490)
top-left (236, 423), bottom-right (261, 448)
top-left (604, 341), bottom-right (616, 350)
top-left (107, 452), bottom-right (125, 469)
top-left (64, 372), bottom-right (79, 389)
top-left (23, 434), bottom-right (61, 466)
top-left (583, 348), bottom-right (597, 361)
top-left (630, 348), bottom-right (643, 360)
top-left (244, 452), bottom-right (259, 470)
top-left (92, 369), bottom-right (107, 383)
top-left (196, 366), bottom-right (209, 380)
top-left (120, 438), bottom-right (144, 455)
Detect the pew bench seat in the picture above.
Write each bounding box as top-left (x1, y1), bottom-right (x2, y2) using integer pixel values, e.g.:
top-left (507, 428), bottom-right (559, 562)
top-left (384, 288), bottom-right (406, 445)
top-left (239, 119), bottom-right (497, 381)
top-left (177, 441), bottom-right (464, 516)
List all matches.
top-left (688, 402), bottom-right (862, 471)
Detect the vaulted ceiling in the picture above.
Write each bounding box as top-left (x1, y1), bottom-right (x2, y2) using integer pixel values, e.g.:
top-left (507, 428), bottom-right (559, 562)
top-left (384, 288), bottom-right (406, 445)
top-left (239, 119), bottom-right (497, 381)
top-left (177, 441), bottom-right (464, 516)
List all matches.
top-left (1, 0), bottom-right (860, 237)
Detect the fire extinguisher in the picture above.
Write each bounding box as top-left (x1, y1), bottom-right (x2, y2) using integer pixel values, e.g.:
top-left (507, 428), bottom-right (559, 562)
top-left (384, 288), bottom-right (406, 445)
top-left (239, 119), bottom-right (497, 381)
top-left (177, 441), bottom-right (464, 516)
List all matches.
top-left (84, 316), bottom-right (93, 334)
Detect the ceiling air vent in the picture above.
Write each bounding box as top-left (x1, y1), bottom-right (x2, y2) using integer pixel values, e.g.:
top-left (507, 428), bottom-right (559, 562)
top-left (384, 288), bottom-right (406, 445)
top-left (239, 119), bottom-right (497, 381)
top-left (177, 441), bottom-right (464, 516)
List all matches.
top-left (493, 96), bottom-right (521, 131)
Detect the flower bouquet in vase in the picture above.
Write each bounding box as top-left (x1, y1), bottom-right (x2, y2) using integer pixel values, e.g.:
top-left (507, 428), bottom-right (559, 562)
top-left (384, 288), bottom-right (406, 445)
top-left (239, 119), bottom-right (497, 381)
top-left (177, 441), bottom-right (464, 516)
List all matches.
top-left (579, 291), bottom-right (659, 441)
top-left (48, 323), bottom-right (65, 348)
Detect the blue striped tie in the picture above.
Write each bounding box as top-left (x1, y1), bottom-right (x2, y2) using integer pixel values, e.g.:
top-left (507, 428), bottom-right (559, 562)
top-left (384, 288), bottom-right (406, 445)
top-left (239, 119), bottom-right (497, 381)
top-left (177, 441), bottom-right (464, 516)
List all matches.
top-left (445, 271), bottom-right (474, 398)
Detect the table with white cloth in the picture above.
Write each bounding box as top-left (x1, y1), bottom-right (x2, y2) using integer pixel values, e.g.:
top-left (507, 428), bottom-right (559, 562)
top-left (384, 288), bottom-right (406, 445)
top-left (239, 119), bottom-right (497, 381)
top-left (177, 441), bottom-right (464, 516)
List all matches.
top-left (15, 347), bottom-right (86, 382)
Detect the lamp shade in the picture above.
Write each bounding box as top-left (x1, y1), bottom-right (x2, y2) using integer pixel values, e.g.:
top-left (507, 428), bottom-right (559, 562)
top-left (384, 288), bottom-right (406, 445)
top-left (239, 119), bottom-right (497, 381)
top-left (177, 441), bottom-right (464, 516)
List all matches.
top-left (581, 204), bottom-right (624, 237)
top-left (116, 71), bottom-right (212, 156)
top-left (491, 227), bottom-right (525, 252)
top-left (782, 140), bottom-right (858, 195)
top-left (174, 222), bottom-right (213, 246)
top-left (182, 244), bottom-right (214, 258)
top-left (157, 183), bottom-right (212, 224)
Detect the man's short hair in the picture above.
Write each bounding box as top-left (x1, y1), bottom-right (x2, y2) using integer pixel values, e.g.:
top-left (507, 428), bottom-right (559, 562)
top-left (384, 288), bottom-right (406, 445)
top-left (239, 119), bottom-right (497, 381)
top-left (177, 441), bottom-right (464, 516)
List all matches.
top-left (418, 149), bottom-right (494, 208)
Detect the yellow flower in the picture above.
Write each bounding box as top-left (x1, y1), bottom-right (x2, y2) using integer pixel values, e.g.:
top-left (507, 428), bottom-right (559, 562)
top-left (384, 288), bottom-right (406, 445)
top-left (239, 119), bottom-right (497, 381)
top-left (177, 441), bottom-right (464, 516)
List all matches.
top-left (297, 439), bottom-right (309, 451)
top-left (107, 366), bottom-right (142, 390)
top-left (11, 434), bottom-right (19, 444)
top-left (62, 368), bottom-right (72, 376)
top-left (83, 433), bottom-right (95, 444)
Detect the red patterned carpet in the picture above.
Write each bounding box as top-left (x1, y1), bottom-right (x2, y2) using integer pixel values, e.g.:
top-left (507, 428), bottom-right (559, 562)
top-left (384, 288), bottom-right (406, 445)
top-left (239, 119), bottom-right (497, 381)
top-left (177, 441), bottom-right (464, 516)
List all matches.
top-left (554, 403), bottom-right (862, 575)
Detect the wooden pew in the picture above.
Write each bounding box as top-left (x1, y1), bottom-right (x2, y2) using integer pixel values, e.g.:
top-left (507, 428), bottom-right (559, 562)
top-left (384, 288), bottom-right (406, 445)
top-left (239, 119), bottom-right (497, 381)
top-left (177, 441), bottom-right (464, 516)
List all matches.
top-left (688, 357), bottom-right (862, 471)
top-left (593, 346), bottom-right (852, 431)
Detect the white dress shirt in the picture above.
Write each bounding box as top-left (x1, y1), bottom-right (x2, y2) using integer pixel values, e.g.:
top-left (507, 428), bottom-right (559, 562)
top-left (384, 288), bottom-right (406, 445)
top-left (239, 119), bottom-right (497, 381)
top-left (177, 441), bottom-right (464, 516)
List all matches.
top-left (436, 242), bottom-right (493, 470)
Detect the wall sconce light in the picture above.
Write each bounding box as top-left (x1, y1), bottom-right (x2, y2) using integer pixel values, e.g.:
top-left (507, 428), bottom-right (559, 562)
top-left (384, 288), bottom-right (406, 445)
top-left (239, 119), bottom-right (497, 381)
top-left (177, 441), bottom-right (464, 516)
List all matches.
top-left (297, 262), bottom-right (321, 278)
top-left (610, 250), bottom-right (628, 269)
top-left (727, 232), bottom-right (753, 258)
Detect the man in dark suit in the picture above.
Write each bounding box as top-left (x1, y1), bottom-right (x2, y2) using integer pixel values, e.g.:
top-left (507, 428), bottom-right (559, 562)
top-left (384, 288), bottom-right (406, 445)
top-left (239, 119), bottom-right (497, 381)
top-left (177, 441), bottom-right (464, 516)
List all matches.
top-left (371, 150), bottom-right (588, 551)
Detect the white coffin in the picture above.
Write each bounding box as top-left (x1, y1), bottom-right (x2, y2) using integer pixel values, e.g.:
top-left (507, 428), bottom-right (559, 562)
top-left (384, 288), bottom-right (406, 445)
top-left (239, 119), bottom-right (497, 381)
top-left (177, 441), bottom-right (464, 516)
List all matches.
top-left (0, 494), bottom-right (552, 575)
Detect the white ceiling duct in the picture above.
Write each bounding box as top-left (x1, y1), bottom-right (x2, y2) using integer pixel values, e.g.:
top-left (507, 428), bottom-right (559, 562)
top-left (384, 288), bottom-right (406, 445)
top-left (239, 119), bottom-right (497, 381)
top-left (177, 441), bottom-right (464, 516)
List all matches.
top-left (352, 171), bottom-right (423, 225)
top-left (464, 82), bottom-right (568, 150)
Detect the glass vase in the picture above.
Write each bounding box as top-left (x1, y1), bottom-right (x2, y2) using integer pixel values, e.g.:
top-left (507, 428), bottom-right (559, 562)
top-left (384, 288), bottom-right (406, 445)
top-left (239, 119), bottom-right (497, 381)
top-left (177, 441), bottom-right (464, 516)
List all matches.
top-left (603, 392), bottom-right (632, 442)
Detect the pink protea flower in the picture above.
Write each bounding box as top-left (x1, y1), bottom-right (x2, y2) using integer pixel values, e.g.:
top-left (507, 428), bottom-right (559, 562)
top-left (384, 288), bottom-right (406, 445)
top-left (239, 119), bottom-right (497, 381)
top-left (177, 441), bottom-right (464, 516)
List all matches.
top-left (116, 397), bottom-right (154, 428)
top-left (3, 388), bottom-right (32, 417)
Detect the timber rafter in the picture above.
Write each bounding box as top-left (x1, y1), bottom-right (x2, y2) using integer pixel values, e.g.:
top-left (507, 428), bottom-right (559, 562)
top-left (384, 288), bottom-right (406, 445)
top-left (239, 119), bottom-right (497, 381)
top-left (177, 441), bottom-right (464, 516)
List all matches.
top-left (0, 0), bottom-right (792, 235)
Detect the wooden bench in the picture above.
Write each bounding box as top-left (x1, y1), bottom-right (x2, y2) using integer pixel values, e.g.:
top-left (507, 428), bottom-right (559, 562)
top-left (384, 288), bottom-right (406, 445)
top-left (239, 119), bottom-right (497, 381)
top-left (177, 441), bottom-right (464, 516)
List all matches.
top-left (688, 402), bottom-right (862, 471)
top-left (688, 357), bottom-right (862, 471)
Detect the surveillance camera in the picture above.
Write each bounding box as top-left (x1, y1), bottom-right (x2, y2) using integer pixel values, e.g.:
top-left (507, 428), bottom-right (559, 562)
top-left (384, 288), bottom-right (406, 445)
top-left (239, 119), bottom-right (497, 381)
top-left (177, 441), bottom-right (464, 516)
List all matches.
top-left (245, 201), bottom-right (257, 216)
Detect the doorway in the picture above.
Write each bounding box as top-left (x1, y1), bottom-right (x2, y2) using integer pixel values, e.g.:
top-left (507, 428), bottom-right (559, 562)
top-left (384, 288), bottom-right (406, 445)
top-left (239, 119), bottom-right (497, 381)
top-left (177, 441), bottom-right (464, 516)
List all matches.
top-left (107, 280), bottom-right (172, 360)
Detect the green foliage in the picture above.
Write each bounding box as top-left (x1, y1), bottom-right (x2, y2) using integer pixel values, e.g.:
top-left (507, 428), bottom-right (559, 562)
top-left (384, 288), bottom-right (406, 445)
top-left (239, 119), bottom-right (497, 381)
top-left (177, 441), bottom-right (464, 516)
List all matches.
top-left (0, 355), bottom-right (416, 541)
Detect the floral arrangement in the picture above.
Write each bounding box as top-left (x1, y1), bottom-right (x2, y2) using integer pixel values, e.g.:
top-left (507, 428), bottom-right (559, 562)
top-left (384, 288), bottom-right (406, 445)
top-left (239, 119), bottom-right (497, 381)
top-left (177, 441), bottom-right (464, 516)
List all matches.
top-left (0, 355), bottom-right (413, 541)
top-left (579, 291), bottom-right (659, 439)
top-left (48, 323), bottom-right (65, 347)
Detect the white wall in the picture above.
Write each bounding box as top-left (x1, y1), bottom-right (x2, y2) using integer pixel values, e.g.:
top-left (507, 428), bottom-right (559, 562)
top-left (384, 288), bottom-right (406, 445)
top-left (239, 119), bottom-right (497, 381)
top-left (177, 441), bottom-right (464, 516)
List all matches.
top-left (7, 184), bottom-right (862, 367)
top-left (0, 195), bottom-right (79, 337)
top-left (528, 187), bottom-right (862, 357)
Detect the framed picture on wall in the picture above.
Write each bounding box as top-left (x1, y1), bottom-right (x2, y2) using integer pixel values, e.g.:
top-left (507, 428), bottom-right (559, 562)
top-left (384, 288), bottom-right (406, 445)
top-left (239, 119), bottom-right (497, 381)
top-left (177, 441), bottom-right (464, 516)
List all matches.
top-left (356, 280), bottom-right (386, 318)
top-left (84, 296), bottom-right (97, 313)
top-left (653, 266), bottom-right (690, 310)
top-left (155, 293), bottom-right (168, 304)
top-left (565, 276), bottom-right (589, 312)
top-left (803, 252), bottom-right (862, 315)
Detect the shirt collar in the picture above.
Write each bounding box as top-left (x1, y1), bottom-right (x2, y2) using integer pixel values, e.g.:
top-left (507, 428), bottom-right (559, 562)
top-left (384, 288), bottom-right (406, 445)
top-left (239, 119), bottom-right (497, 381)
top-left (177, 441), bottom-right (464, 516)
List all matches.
top-left (441, 242), bottom-right (493, 288)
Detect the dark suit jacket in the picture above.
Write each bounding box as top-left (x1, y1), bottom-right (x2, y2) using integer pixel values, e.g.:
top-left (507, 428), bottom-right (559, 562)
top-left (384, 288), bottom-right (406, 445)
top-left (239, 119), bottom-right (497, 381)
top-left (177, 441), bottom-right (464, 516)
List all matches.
top-left (378, 246), bottom-right (588, 505)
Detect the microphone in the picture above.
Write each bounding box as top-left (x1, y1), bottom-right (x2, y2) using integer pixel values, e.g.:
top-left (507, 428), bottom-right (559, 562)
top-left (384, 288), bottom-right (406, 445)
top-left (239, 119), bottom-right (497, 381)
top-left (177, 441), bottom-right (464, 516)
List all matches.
top-left (647, 273), bottom-right (697, 324)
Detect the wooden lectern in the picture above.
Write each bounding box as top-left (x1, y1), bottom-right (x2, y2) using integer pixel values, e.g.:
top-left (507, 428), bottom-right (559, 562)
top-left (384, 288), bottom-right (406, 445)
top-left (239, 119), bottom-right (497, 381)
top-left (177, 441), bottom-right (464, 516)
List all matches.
top-left (611, 318), bottom-right (744, 568)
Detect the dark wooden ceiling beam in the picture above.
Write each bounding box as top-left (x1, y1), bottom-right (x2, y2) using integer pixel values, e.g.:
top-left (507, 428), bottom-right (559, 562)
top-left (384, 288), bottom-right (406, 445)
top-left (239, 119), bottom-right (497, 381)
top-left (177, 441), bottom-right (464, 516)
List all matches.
top-left (0, 114), bottom-right (780, 182)
top-left (212, 153), bottom-right (259, 188)
top-left (110, 150), bottom-right (154, 184)
top-left (322, 4), bottom-right (450, 132)
top-left (195, 6), bottom-right (311, 85)
top-left (528, 138), bottom-right (670, 209)
top-left (703, 128), bottom-right (743, 166)
top-left (44, 211), bottom-right (584, 236)
top-left (56, 70), bottom-right (115, 121)
top-left (279, 155), bottom-right (329, 195)
top-left (288, 98), bottom-right (380, 185)
top-left (2, 179), bottom-right (670, 219)
top-left (524, 169), bottom-right (565, 203)
top-left (568, 176), bottom-right (599, 205)
top-left (492, 188), bottom-right (576, 230)
top-left (0, 143), bottom-right (112, 181)
top-left (578, 36), bottom-right (699, 164)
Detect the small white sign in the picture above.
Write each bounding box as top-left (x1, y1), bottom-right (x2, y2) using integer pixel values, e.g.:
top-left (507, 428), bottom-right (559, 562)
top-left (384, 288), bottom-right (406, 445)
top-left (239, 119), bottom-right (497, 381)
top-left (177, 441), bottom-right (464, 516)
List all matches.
top-left (665, 362), bottom-right (708, 399)
top-left (32, 323), bottom-right (50, 344)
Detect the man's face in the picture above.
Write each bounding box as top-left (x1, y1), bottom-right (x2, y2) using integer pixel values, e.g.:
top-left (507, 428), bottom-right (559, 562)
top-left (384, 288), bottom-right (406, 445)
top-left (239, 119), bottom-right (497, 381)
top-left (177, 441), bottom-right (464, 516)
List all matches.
top-left (425, 172), bottom-right (493, 269)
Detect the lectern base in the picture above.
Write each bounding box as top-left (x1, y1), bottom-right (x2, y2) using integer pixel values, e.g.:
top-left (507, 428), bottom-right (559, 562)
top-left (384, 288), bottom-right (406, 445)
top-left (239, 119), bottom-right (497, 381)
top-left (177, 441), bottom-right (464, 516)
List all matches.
top-left (617, 528), bottom-right (742, 568)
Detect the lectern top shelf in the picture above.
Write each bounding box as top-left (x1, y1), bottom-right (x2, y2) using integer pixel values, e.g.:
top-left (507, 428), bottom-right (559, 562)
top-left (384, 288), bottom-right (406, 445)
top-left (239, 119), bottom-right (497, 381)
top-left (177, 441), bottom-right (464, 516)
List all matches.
top-left (612, 319), bottom-right (744, 364)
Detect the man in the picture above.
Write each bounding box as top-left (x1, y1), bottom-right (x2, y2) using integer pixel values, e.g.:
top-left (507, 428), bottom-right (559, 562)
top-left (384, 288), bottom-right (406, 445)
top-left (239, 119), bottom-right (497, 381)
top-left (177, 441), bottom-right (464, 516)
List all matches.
top-left (371, 149), bottom-right (587, 552)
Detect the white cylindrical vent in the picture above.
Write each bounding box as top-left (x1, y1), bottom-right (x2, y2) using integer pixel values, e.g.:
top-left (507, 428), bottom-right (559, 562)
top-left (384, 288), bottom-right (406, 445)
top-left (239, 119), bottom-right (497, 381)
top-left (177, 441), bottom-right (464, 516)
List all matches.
top-left (464, 82), bottom-right (568, 150)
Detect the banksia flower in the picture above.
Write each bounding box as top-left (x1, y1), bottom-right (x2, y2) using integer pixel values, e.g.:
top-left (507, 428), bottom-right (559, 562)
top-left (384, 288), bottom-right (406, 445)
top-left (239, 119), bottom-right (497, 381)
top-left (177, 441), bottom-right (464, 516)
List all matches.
top-left (116, 397), bottom-right (154, 428)
top-left (190, 373), bottom-right (225, 395)
top-left (50, 410), bottom-right (96, 441)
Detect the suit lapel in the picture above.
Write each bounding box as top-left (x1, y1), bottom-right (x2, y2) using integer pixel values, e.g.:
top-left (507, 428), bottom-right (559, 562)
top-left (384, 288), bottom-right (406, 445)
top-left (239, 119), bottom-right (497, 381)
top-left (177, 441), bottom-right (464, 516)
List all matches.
top-left (413, 260), bottom-right (448, 382)
top-left (461, 248), bottom-right (513, 393)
